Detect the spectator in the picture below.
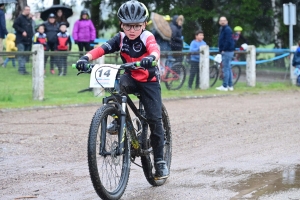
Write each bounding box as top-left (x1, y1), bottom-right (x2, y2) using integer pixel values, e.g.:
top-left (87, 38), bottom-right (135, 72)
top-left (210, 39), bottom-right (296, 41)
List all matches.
top-left (13, 6), bottom-right (33, 75)
top-left (152, 15), bottom-right (171, 69)
top-left (170, 15), bottom-right (184, 62)
top-left (292, 40), bottom-right (300, 68)
top-left (33, 24), bottom-right (47, 74)
top-left (56, 22), bottom-right (71, 76)
top-left (33, 24), bottom-right (47, 50)
top-left (43, 13), bottom-right (59, 74)
top-left (216, 16), bottom-right (235, 91)
top-left (233, 26), bottom-right (248, 61)
top-left (3, 33), bottom-right (17, 68)
top-left (72, 9), bottom-right (96, 56)
top-left (233, 26), bottom-right (248, 49)
top-left (29, 13), bottom-right (36, 40)
top-left (56, 9), bottom-right (69, 27)
top-left (293, 41), bottom-right (300, 86)
top-left (188, 30), bottom-right (206, 90)
top-left (0, 3), bottom-right (8, 66)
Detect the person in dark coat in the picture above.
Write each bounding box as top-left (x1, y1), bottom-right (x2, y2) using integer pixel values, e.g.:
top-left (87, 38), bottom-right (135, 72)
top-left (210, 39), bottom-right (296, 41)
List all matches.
top-left (0, 3), bottom-right (8, 66)
top-left (216, 16), bottom-right (235, 91)
top-left (13, 6), bottom-right (33, 75)
top-left (170, 15), bottom-right (184, 63)
top-left (56, 9), bottom-right (69, 27)
top-left (43, 13), bottom-right (59, 74)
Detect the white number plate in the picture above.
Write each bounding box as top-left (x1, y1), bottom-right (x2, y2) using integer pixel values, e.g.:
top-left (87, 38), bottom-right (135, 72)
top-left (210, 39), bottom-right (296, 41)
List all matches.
top-left (89, 64), bottom-right (121, 88)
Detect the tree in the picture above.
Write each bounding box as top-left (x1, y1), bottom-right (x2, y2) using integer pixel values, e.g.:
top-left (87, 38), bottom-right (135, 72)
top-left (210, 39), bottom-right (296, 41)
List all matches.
top-left (81, 0), bottom-right (298, 49)
top-left (13, 0), bottom-right (27, 19)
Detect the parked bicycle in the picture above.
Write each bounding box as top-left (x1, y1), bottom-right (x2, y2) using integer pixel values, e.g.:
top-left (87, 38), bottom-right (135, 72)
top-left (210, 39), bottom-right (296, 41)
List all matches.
top-left (209, 54), bottom-right (241, 87)
top-left (72, 61), bottom-right (172, 200)
top-left (159, 57), bottom-right (186, 90)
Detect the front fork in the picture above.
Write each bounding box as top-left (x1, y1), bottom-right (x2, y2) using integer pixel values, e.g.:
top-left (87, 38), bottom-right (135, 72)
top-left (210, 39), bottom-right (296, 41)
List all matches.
top-left (117, 96), bottom-right (127, 155)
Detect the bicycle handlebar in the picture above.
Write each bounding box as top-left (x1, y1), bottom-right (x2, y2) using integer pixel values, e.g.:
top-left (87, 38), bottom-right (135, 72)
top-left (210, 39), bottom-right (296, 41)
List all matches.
top-left (71, 61), bottom-right (157, 74)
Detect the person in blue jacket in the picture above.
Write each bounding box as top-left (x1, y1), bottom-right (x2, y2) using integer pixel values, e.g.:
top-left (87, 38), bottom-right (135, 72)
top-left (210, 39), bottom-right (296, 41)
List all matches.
top-left (292, 41), bottom-right (300, 86)
top-left (216, 16), bottom-right (235, 91)
top-left (188, 30), bottom-right (206, 89)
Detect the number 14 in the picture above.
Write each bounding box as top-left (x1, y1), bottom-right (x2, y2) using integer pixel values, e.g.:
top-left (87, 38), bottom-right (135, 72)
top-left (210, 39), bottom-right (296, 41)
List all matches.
top-left (98, 69), bottom-right (111, 77)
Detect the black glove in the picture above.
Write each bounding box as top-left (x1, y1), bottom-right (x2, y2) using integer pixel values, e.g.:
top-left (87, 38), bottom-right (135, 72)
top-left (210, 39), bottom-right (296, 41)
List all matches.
top-left (140, 55), bottom-right (156, 68)
top-left (76, 56), bottom-right (89, 71)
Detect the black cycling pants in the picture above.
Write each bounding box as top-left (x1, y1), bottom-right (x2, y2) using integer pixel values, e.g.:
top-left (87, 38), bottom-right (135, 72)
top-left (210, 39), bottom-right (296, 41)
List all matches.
top-left (120, 74), bottom-right (164, 161)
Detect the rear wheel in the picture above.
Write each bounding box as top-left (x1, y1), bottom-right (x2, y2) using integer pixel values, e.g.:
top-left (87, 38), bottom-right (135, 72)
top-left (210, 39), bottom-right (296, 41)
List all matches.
top-left (164, 63), bottom-right (186, 90)
top-left (231, 65), bottom-right (241, 85)
top-left (141, 103), bottom-right (172, 186)
top-left (88, 105), bottom-right (130, 200)
top-left (209, 65), bottom-right (219, 87)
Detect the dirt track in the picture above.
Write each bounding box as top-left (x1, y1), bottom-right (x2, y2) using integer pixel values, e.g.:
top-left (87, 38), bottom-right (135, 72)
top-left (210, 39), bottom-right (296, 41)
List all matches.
top-left (1, 91), bottom-right (300, 200)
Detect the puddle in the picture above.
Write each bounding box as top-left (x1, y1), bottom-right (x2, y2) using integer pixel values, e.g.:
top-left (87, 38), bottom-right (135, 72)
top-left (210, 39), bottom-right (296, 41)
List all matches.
top-left (231, 165), bottom-right (300, 199)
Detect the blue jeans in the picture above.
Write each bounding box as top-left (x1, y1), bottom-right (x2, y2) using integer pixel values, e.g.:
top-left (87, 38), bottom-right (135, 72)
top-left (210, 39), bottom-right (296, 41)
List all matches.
top-left (17, 43), bottom-right (31, 73)
top-left (4, 57), bottom-right (16, 67)
top-left (222, 51), bottom-right (234, 87)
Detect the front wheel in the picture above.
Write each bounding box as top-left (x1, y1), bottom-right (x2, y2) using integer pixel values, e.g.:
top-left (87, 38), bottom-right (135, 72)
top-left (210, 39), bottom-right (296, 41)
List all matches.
top-left (88, 105), bottom-right (131, 200)
top-left (231, 65), bottom-right (241, 85)
top-left (164, 63), bottom-right (186, 90)
top-left (141, 103), bottom-right (172, 186)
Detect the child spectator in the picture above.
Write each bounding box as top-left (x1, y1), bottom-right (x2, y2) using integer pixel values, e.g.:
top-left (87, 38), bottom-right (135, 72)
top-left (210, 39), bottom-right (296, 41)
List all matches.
top-left (188, 30), bottom-right (206, 89)
top-left (33, 24), bottom-right (47, 50)
top-left (3, 33), bottom-right (17, 68)
top-left (56, 22), bottom-right (71, 76)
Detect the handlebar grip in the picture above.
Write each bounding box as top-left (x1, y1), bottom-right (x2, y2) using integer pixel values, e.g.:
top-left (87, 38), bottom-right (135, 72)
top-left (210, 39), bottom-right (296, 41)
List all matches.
top-left (71, 63), bottom-right (92, 69)
top-left (135, 61), bottom-right (157, 67)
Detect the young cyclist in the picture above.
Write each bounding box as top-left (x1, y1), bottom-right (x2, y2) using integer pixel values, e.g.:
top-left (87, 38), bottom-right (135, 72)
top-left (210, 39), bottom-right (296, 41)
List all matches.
top-left (75, 0), bottom-right (169, 180)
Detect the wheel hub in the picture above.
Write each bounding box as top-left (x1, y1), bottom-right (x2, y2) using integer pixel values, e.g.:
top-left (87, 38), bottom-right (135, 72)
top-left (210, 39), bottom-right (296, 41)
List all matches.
top-left (111, 141), bottom-right (120, 165)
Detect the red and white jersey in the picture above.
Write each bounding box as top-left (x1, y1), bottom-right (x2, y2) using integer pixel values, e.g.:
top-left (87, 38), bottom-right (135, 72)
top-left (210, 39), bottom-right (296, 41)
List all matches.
top-left (90, 30), bottom-right (160, 82)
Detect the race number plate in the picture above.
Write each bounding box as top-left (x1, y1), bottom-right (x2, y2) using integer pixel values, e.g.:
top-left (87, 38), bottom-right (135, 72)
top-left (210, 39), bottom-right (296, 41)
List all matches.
top-left (89, 64), bottom-right (120, 88)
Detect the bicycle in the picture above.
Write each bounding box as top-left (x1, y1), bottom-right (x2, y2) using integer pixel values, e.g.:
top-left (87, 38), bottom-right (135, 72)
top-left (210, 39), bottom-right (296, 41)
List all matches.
top-left (209, 54), bottom-right (241, 87)
top-left (159, 57), bottom-right (186, 90)
top-left (72, 61), bottom-right (172, 200)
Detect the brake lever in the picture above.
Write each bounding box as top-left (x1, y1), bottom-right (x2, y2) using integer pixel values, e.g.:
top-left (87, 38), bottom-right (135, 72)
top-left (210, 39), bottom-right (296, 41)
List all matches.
top-left (77, 70), bottom-right (91, 76)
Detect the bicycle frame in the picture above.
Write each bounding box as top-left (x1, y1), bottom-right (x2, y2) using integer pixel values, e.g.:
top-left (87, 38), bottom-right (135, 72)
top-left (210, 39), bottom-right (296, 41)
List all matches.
top-left (101, 80), bottom-right (150, 157)
top-left (159, 60), bottom-right (180, 82)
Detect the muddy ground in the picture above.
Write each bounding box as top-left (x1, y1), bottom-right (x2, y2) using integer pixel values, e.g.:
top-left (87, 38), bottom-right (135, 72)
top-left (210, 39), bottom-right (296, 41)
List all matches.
top-left (1, 91), bottom-right (300, 200)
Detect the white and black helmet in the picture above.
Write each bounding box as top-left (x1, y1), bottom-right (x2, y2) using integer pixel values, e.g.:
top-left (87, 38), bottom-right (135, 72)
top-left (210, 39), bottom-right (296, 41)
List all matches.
top-left (117, 0), bottom-right (149, 23)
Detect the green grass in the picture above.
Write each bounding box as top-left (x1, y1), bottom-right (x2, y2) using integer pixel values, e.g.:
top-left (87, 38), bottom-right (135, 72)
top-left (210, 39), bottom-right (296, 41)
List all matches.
top-left (1, 63), bottom-right (299, 110)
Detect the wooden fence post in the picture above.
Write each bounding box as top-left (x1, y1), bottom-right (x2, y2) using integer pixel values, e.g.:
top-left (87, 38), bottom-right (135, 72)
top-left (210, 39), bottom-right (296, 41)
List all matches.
top-left (246, 45), bottom-right (256, 87)
top-left (199, 45), bottom-right (209, 90)
top-left (32, 44), bottom-right (44, 100)
top-left (92, 56), bottom-right (105, 97)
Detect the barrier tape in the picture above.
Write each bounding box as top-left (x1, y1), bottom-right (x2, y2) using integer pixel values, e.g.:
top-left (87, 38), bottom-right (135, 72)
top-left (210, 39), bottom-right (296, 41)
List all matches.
top-left (209, 53), bottom-right (290, 66)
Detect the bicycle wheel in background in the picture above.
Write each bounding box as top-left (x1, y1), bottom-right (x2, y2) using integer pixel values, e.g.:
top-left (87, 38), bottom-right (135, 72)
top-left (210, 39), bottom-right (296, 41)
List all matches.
top-left (209, 65), bottom-right (219, 87)
top-left (88, 105), bottom-right (131, 200)
top-left (164, 63), bottom-right (186, 90)
top-left (231, 65), bottom-right (241, 85)
top-left (141, 103), bottom-right (172, 186)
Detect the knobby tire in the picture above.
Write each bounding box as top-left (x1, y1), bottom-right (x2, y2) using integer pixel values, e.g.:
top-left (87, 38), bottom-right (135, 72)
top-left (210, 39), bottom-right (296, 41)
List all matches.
top-left (141, 103), bottom-right (172, 186)
top-left (88, 105), bottom-right (130, 200)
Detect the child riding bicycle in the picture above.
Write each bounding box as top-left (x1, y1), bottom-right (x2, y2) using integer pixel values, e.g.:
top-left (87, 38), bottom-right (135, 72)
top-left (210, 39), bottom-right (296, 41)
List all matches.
top-left (75, 0), bottom-right (169, 180)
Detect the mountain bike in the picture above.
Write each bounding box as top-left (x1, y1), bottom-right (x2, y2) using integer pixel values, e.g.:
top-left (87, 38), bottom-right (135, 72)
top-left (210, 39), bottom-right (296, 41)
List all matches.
top-left (209, 54), bottom-right (241, 87)
top-left (159, 57), bottom-right (186, 90)
top-left (72, 62), bottom-right (172, 200)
